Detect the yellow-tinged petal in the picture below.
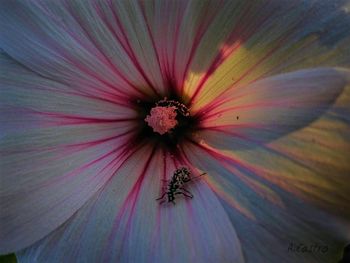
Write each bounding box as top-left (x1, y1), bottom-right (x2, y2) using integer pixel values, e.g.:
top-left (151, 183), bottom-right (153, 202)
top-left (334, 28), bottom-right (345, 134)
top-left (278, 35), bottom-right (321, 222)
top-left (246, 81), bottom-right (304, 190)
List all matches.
top-left (183, 1), bottom-right (350, 109)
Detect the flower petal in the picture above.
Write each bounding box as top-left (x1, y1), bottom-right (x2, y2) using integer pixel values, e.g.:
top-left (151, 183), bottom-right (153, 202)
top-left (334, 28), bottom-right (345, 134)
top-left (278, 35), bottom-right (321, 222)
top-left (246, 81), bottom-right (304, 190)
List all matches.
top-left (0, 54), bottom-right (137, 253)
top-left (197, 68), bottom-right (349, 150)
top-left (0, 0), bottom-right (165, 97)
top-left (193, 68), bottom-right (350, 219)
top-left (184, 0), bottom-right (350, 106)
top-left (141, 0), bottom-right (228, 93)
top-left (16, 147), bottom-right (244, 263)
top-left (182, 142), bottom-right (350, 263)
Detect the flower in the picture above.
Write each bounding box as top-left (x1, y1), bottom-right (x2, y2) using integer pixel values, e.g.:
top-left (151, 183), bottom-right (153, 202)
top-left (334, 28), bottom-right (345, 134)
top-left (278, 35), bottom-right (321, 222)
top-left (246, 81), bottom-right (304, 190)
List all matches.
top-left (1, 0), bottom-right (350, 262)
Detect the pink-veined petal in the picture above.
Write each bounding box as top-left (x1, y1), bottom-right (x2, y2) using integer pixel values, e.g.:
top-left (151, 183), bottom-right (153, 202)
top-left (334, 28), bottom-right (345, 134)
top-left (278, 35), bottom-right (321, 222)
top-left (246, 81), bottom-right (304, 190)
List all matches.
top-left (0, 0), bottom-right (164, 98)
top-left (1, 0), bottom-right (252, 99)
top-left (182, 142), bottom-right (350, 263)
top-left (196, 68), bottom-right (349, 150)
top-left (141, 0), bottom-right (227, 93)
top-left (16, 147), bottom-right (244, 263)
top-left (183, 0), bottom-right (350, 107)
top-left (0, 53), bottom-right (137, 129)
top-left (0, 53), bottom-right (137, 253)
top-left (193, 68), bottom-right (350, 219)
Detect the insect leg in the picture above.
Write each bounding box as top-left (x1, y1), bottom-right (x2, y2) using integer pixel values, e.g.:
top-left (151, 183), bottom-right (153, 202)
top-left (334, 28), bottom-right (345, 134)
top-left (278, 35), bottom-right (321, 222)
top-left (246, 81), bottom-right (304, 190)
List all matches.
top-left (158, 199), bottom-right (166, 205)
top-left (175, 190), bottom-right (193, 199)
top-left (179, 187), bottom-right (194, 198)
top-left (156, 192), bottom-right (166, 201)
top-left (191, 173), bottom-right (207, 181)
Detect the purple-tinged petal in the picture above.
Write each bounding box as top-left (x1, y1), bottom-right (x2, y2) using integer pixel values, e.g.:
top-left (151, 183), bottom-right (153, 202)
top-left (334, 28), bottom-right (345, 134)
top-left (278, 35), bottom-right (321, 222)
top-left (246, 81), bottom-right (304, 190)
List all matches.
top-left (0, 53), bottom-right (137, 253)
top-left (182, 142), bottom-right (350, 263)
top-left (0, 0), bottom-right (246, 98)
top-left (141, 0), bottom-right (227, 93)
top-left (16, 147), bottom-right (244, 263)
top-left (196, 68), bottom-right (349, 150)
top-left (0, 0), bottom-right (160, 98)
top-left (0, 52), bottom-right (137, 129)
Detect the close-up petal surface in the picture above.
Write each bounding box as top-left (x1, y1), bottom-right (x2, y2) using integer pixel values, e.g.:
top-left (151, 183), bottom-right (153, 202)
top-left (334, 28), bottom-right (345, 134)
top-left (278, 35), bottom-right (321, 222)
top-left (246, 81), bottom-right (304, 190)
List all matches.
top-left (17, 147), bottom-right (244, 263)
top-left (183, 142), bottom-right (350, 263)
top-left (0, 53), bottom-right (137, 252)
top-left (185, 0), bottom-right (350, 107)
top-left (197, 68), bottom-right (348, 148)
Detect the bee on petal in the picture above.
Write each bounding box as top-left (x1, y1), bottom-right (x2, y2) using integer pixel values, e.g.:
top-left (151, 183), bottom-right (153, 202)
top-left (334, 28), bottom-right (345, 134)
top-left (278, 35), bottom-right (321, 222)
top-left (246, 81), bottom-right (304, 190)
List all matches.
top-left (156, 167), bottom-right (206, 205)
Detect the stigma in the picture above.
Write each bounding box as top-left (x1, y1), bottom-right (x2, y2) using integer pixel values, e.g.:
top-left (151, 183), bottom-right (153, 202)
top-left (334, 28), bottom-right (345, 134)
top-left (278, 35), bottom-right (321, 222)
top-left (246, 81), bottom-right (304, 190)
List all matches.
top-left (145, 106), bottom-right (178, 135)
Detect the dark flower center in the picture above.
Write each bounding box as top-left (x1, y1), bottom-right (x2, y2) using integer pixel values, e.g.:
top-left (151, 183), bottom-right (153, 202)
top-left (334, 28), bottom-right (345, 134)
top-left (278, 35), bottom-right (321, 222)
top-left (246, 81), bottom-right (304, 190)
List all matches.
top-left (132, 95), bottom-right (200, 153)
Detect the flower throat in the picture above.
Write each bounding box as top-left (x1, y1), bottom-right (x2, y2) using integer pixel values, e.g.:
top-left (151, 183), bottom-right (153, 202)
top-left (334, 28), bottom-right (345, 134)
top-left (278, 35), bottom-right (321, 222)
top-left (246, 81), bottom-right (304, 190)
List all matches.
top-left (134, 96), bottom-right (199, 152)
top-left (145, 98), bottom-right (190, 135)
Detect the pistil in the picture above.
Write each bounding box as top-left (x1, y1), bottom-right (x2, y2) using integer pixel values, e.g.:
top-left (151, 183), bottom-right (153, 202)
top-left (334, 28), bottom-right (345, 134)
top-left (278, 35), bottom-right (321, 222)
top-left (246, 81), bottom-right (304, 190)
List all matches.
top-left (145, 106), bottom-right (178, 135)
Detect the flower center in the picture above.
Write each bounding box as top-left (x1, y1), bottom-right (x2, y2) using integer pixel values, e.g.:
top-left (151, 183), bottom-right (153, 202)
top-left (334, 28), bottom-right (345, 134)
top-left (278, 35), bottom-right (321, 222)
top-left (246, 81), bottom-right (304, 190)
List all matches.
top-left (134, 96), bottom-right (198, 152)
top-left (145, 106), bottom-right (178, 135)
top-left (144, 98), bottom-right (190, 135)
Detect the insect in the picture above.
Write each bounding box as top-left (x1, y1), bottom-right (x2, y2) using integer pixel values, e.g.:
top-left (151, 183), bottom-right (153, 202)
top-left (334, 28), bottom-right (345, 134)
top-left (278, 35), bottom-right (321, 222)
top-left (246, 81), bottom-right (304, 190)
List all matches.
top-left (156, 167), bottom-right (206, 205)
